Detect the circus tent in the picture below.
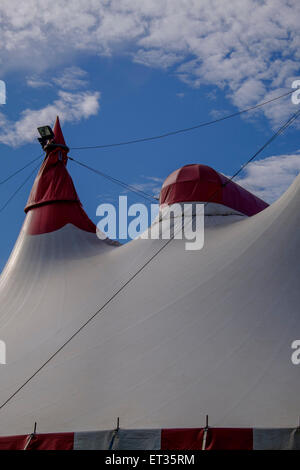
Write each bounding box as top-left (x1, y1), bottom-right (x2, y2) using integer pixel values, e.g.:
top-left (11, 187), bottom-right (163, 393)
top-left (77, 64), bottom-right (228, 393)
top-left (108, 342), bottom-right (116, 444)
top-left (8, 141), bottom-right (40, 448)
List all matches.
top-left (0, 117), bottom-right (299, 450)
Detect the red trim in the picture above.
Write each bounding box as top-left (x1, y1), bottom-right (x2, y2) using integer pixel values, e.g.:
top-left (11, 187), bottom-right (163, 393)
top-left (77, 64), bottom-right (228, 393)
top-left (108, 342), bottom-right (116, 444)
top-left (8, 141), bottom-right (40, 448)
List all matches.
top-left (161, 427), bottom-right (253, 450)
top-left (28, 433), bottom-right (74, 450)
top-left (161, 428), bottom-right (204, 450)
top-left (0, 434), bottom-right (28, 450)
top-left (0, 433), bottom-right (74, 450)
top-left (205, 428), bottom-right (253, 450)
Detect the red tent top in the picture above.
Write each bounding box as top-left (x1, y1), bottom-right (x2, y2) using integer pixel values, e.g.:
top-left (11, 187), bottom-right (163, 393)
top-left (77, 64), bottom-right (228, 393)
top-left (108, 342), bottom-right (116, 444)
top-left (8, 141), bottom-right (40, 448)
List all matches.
top-left (52, 115), bottom-right (66, 147)
top-left (159, 164), bottom-right (269, 217)
top-left (24, 117), bottom-right (96, 235)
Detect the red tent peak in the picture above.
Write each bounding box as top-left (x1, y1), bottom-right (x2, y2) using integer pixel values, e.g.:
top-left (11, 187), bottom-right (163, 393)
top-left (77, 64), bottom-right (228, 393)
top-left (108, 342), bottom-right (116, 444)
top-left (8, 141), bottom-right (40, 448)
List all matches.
top-left (22, 118), bottom-right (96, 235)
top-left (160, 164), bottom-right (269, 217)
top-left (53, 116), bottom-right (66, 147)
top-left (23, 147), bottom-right (96, 235)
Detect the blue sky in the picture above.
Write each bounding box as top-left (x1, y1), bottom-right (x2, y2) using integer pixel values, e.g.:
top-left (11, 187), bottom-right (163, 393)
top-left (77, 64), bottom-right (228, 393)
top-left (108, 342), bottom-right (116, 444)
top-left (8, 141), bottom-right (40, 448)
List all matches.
top-left (0, 0), bottom-right (300, 270)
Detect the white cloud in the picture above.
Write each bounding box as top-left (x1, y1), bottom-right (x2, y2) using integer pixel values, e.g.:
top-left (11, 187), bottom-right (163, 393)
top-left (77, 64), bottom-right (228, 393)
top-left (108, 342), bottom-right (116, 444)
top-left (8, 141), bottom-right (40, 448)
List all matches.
top-left (27, 66), bottom-right (88, 90)
top-left (125, 175), bottom-right (164, 199)
top-left (0, 1), bottom-right (300, 126)
top-left (134, 49), bottom-right (183, 69)
top-left (53, 67), bottom-right (89, 90)
top-left (230, 79), bottom-right (266, 109)
top-left (210, 108), bottom-right (230, 119)
top-left (0, 90), bottom-right (100, 146)
top-left (235, 152), bottom-right (300, 203)
top-left (26, 76), bottom-right (51, 88)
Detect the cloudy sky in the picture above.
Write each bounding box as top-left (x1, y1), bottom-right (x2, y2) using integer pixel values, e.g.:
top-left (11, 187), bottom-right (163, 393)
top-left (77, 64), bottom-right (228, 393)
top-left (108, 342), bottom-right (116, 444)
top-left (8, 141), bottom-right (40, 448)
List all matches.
top-left (0, 0), bottom-right (300, 268)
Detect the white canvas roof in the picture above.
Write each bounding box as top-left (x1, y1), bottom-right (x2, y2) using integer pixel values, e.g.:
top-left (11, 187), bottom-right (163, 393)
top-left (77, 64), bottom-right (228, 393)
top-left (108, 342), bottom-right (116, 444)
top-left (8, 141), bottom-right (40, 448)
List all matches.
top-left (0, 116), bottom-right (299, 436)
top-left (0, 166), bottom-right (299, 436)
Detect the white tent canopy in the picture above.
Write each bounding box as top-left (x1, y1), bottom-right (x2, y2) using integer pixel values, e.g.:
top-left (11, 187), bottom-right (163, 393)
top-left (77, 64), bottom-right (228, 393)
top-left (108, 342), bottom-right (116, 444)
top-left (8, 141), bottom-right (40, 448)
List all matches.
top-left (0, 124), bottom-right (299, 436)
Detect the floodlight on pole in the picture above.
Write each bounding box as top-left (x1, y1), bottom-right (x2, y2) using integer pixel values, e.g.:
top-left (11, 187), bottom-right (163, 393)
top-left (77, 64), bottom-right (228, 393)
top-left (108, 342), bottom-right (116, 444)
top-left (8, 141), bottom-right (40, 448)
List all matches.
top-left (37, 126), bottom-right (55, 150)
top-left (37, 125), bottom-right (69, 152)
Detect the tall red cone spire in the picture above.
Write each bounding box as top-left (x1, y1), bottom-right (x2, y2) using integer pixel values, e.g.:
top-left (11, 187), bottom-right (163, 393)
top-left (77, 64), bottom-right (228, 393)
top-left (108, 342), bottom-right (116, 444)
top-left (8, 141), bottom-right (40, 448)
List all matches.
top-left (23, 117), bottom-right (96, 235)
top-left (52, 115), bottom-right (66, 147)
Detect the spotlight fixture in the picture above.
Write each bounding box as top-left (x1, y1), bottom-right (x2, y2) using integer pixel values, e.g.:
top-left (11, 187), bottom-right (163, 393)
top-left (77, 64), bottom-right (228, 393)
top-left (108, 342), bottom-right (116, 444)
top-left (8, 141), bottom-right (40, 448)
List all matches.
top-left (37, 125), bottom-right (55, 150)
